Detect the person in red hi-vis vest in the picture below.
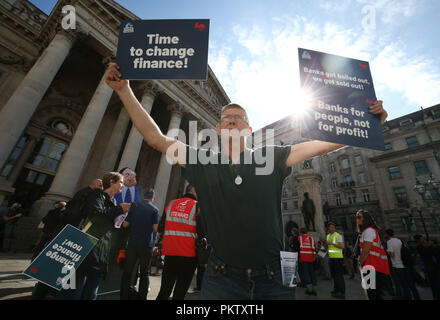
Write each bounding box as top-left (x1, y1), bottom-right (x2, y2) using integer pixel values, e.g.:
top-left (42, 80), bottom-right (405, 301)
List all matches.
top-left (298, 227), bottom-right (318, 296)
top-left (156, 185), bottom-right (200, 300)
top-left (357, 209), bottom-right (390, 300)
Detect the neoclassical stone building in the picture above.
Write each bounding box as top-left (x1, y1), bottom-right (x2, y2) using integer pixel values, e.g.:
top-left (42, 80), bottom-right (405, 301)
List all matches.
top-left (0, 0), bottom-right (229, 250)
top-left (254, 104), bottom-right (440, 243)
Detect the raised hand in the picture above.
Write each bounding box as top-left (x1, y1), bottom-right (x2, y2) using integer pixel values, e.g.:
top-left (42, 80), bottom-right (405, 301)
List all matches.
top-left (105, 62), bottom-right (130, 93)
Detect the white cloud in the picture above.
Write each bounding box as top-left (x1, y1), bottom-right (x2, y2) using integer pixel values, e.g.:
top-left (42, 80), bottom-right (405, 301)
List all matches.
top-left (209, 14), bottom-right (440, 129)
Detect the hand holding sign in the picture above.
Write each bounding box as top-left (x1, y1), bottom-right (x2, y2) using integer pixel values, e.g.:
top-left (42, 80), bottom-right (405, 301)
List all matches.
top-left (368, 100), bottom-right (387, 123)
top-left (120, 202), bottom-right (131, 214)
top-left (105, 62), bottom-right (129, 94)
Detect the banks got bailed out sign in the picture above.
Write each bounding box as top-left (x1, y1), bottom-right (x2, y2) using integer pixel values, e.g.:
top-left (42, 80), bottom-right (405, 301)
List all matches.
top-left (116, 19), bottom-right (210, 80)
top-left (298, 48), bottom-right (385, 151)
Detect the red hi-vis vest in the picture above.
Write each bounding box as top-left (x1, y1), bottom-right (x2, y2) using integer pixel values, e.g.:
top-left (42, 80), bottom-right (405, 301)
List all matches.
top-left (298, 234), bottom-right (317, 262)
top-left (360, 227), bottom-right (390, 275)
top-left (162, 197), bottom-right (198, 258)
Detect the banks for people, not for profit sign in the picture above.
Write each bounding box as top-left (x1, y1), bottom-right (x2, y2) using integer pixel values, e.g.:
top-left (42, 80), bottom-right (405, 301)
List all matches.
top-left (116, 19), bottom-right (210, 80)
top-left (298, 48), bottom-right (385, 151)
top-left (23, 224), bottom-right (98, 291)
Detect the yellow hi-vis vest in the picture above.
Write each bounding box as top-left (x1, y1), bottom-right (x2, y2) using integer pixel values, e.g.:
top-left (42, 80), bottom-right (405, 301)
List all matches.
top-left (327, 232), bottom-right (343, 258)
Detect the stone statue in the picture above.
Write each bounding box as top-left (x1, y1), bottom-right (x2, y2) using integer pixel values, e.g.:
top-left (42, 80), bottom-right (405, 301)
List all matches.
top-left (301, 192), bottom-right (316, 231)
top-left (302, 159), bottom-right (313, 170)
top-left (323, 201), bottom-right (331, 223)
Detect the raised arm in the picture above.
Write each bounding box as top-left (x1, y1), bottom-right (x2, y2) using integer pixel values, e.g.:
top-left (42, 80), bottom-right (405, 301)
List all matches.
top-left (286, 100), bottom-right (387, 167)
top-left (105, 63), bottom-right (187, 166)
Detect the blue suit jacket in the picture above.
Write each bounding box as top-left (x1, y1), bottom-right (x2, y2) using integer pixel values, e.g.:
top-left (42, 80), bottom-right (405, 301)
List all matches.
top-left (114, 186), bottom-right (142, 205)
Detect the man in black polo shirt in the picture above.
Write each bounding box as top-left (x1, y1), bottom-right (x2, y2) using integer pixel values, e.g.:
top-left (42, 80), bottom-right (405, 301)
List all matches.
top-left (105, 62), bottom-right (388, 299)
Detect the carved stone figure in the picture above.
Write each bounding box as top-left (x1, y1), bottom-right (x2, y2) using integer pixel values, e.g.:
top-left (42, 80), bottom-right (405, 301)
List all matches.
top-left (301, 192), bottom-right (316, 231)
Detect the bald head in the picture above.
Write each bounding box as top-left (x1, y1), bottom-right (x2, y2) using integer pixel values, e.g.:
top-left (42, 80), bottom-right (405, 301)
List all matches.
top-left (90, 179), bottom-right (103, 190)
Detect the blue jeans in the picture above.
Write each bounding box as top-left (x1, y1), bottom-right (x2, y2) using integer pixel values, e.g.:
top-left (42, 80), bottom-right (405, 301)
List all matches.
top-left (300, 261), bottom-right (317, 288)
top-left (200, 252), bottom-right (295, 300)
top-left (393, 267), bottom-right (420, 300)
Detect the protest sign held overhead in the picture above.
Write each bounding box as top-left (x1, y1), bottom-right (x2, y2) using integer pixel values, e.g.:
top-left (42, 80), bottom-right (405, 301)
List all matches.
top-left (298, 48), bottom-right (385, 151)
top-left (116, 19), bottom-right (210, 80)
top-left (23, 224), bottom-right (98, 291)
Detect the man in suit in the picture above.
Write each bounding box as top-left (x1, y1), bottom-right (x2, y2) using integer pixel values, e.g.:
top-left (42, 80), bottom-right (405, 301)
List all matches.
top-left (120, 189), bottom-right (159, 300)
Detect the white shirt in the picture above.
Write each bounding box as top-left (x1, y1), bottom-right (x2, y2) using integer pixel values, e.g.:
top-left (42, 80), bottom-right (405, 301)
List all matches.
top-left (121, 186), bottom-right (136, 203)
top-left (387, 237), bottom-right (405, 268)
top-left (361, 228), bottom-right (376, 243)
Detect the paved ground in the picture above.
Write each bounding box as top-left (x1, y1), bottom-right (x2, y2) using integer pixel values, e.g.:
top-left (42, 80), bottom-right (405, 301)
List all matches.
top-left (0, 252), bottom-right (434, 300)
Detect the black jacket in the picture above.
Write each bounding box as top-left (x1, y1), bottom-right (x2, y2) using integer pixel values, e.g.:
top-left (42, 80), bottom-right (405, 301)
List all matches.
top-left (81, 189), bottom-right (123, 274)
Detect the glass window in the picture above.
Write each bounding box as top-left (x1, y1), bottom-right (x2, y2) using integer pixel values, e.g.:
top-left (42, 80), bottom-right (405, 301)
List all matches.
top-left (330, 162), bottom-right (336, 172)
top-left (388, 166), bottom-right (401, 179)
top-left (341, 158), bottom-right (349, 169)
top-left (355, 155), bottom-right (363, 166)
top-left (332, 179), bottom-right (338, 188)
top-left (283, 202), bottom-right (288, 210)
top-left (345, 175), bottom-right (352, 183)
top-left (1, 135), bottom-right (28, 177)
top-left (348, 193), bottom-right (356, 204)
top-left (384, 143), bottom-right (392, 154)
top-left (362, 189), bottom-right (370, 202)
top-left (414, 160), bottom-right (430, 175)
top-left (394, 187), bottom-right (407, 203)
top-left (293, 201), bottom-right (298, 210)
top-left (359, 173), bottom-right (367, 184)
top-left (406, 136), bottom-right (420, 148)
top-left (29, 137), bottom-right (67, 172)
top-left (51, 120), bottom-right (73, 137)
top-left (336, 194), bottom-right (342, 206)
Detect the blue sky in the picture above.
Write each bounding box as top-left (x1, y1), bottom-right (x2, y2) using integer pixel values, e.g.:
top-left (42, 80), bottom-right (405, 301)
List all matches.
top-left (30, 0), bottom-right (440, 130)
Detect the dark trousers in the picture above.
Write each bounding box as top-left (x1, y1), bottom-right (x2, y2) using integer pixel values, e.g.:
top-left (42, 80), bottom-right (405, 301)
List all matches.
top-left (120, 244), bottom-right (153, 300)
top-left (393, 267), bottom-right (420, 300)
top-left (196, 264), bottom-right (206, 290)
top-left (300, 261), bottom-right (317, 288)
top-left (366, 272), bottom-right (388, 300)
top-left (425, 264), bottom-right (440, 300)
top-left (329, 258), bottom-right (345, 294)
top-left (156, 255), bottom-right (197, 300)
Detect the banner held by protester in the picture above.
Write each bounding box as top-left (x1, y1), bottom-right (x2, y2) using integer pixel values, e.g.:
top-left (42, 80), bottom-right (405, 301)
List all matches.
top-left (298, 48), bottom-right (385, 151)
top-left (116, 19), bottom-right (210, 80)
top-left (23, 224), bottom-right (98, 291)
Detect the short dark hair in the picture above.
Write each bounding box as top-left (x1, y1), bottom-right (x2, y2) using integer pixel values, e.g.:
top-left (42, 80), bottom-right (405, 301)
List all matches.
top-left (413, 234), bottom-right (423, 241)
top-left (328, 221), bottom-right (336, 227)
top-left (386, 229), bottom-right (394, 237)
top-left (102, 172), bottom-right (123, 190)
top-left (144, 188), bottom-right (155, 199)
top-left (185, 184), bottom-right (195, 194)
top-left (300, 227), bottom-right (307, 234)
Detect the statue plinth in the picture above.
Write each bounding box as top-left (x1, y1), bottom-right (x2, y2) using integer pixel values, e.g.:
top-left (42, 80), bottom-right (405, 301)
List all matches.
top-left (295, 169), bottom-right (326, 239)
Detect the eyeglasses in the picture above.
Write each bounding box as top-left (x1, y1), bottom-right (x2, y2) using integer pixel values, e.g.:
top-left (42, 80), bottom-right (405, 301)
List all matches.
top-left (220, 114), bottom-right (249, 124)
top-left (124, 172), bottom-right (136, 177)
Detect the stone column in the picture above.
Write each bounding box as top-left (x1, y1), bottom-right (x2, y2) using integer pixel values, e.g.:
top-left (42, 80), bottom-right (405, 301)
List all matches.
top-left (97, 107), bottom-right (130, 175)
top-left (183, 119), bottom-right (201, 192)
top-left (295, 168), bottom-right (326, 239)
top-left (153, 103), bottom-right (184, 214)
top-left (42, 73), bottom-right (113, 202)
top-left (118, 82), bottom-right (159, 171)
top-left (0, 30), bottom-right (76, 170)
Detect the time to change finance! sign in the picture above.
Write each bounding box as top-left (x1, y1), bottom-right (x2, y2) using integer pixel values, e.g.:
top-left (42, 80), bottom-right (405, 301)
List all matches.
top-left (116, 19), bottom-right (210, 80)
top-left (298, 48), bottom-right (385, 151)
